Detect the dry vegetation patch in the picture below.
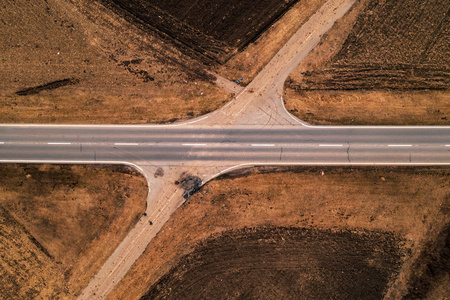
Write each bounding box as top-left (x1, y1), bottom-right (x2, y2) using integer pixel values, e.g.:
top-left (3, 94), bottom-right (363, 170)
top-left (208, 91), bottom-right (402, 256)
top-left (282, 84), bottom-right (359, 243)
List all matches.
top-left (0, 164), bottom-right (147, 298)
top-left (285, 89), bottom-right (449, 125)
top-left (109, 167), bottom-right (449, 299)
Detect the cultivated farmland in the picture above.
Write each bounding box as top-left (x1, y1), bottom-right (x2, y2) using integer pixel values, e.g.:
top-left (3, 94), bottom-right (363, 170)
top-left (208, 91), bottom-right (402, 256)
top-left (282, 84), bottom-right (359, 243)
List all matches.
top-left (291, 0), bottom-right (450, 90)
top-left (99, 0), bottom-right (300, 64)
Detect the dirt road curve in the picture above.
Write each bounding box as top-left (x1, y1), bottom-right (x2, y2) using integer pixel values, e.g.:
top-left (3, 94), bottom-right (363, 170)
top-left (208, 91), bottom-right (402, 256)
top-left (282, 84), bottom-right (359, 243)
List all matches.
top-left (78, 0), bottom-right (357, 299)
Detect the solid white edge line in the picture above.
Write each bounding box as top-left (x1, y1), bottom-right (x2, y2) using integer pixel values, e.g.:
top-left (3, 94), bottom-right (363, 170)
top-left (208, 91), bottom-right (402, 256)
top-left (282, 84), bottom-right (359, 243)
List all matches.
top-left (0, 160), bottom-right (145, 171)
top-left (182, 143), bottom-right (207, 146)
top-left (2, 120), bottom-right (449, 129)
top-left (0, 142), bottom-right (4, 144)
top-left (184, 116), bottom-right (209, 125)
top-left (319, 144), bottom-right (343, 147)
top-left (48, 142), bottom-right (71, 145)
top-left (388, 145), bottom-right (413, 147)
top-left (207, 161), bottom-right (450, 181)
top-left (114, 143), bottom-right (139, 146)
top-left (279, 95), bottom-right (450, 129)
top-left (251, 144), bottom-right (275, 147)
top-left (445, 145), bottom-right (450, 147)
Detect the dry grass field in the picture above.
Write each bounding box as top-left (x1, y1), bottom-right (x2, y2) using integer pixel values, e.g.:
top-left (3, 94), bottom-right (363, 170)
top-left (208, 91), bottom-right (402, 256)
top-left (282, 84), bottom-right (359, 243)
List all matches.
top-left (109, 167), bottom-right (449, 300)
top-left (0, 164), bottom-right (147, 298)
top-left (285, 89), bottom-right (449, 125)
top-left (0, 0), bottom-right (231, 124)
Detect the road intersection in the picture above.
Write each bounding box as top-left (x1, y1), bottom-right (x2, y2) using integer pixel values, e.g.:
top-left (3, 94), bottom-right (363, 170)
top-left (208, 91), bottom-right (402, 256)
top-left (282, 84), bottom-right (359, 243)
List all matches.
top-left (0, 0), bottom-right (448, 298)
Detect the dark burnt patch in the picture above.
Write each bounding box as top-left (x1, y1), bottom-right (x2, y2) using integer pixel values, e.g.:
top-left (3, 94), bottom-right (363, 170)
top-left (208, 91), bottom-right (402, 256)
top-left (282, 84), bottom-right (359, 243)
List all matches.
top-left (15, 78), bottom-right (79, 96)
top-left (154, 167), bottom-right (164, 178)
top-left (109, 55), bottom-right (155, 82)
top-left (175, 172), bottom-right (202, 200)
top-left (120, 59), bottom-right (144, 66)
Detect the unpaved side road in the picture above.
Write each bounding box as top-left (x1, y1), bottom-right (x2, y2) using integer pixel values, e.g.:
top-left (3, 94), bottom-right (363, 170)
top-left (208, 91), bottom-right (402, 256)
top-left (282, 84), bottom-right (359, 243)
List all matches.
top-left (200, 0), bottom-right (357, 126)
top-left (78, 0), bottom-right (357, 299)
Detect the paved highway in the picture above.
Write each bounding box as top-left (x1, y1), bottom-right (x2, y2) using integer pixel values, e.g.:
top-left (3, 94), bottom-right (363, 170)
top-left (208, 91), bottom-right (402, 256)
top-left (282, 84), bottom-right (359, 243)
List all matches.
top-left (1, 125), bottom-right (449, 164)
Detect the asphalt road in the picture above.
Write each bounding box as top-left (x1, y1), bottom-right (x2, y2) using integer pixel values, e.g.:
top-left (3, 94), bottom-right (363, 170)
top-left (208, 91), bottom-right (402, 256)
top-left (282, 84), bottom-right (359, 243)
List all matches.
top-left (1, 125), bottom-right (449, 164)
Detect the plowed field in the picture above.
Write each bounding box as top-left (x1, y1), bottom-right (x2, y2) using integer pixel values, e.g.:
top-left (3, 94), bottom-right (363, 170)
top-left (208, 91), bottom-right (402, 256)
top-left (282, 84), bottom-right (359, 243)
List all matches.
top-left (99, 0), bottom-right (299, 64)
top-left (290, 0), bottom-right (450, 90)
top-left (143, 227), bottom-right (403, 300)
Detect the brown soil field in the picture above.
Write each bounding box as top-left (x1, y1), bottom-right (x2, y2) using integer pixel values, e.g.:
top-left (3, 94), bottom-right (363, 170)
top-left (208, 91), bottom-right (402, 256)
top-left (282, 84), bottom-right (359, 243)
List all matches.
top-left (290, 0), bottom-right (450, 90)
top-left (143, 227), bottom-right (403, 300)
top-left (0, 0), bottom-right (231, 124)
top-left (99, 0), bottom-right (299, 65)
top-left (109, 167), bottom-right (449, 300)
top-left (284, 0), bottom-right (450, 125)
top-left (0, 164), bottom-right (147, 299)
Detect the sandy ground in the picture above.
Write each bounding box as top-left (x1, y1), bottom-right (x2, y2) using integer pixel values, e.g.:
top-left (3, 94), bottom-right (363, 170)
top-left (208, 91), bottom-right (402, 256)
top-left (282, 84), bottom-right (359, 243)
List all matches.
top-left (0, 164), bottom-right (147, 298)
top-left (108, 167), bottom-right (449, 300)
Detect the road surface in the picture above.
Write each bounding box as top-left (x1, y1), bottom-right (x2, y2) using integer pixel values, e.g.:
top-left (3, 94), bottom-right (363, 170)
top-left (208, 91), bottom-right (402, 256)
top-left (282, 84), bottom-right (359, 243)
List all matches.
top-left (0, 125), bottom-right (449, 165)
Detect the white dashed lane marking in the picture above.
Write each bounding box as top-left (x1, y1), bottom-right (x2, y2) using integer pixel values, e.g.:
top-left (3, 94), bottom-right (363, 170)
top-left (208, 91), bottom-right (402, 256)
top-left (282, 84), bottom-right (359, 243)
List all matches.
top-left (182, 143), bottom-right (207, 146)
top-left (251, 144), bottom-right (275, 147)
top-left (48, 142), bottom-right (71, 145)
top-left (319, 144), bottom-right (343, 147)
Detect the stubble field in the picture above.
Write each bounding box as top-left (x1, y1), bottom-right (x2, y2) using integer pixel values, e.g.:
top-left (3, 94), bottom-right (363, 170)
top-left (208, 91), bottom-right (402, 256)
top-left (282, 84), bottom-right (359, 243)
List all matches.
top-left (0, 0), bottom-right (231, 124)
